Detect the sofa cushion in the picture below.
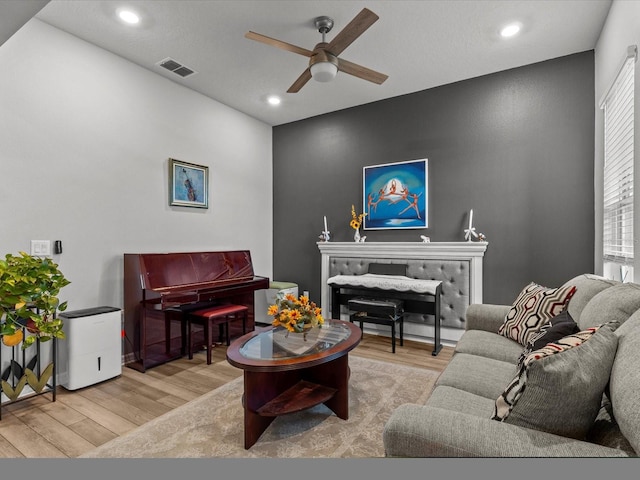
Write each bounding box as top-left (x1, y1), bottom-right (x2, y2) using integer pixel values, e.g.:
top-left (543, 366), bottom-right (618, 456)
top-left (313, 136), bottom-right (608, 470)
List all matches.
top-left (436, 353), bottom-right (517, 400)
top-left (614, 308), bottom-right (640, 339)
top-left (383, 404), bottom-right (632, 458)
top-left (577, 282), bottom-right (640, 330)
top-left (426, 385), bottom-right (496, 417)
top-left (586, 395), bottom-right (636, 456)
top-left (492, 322), bottom-right (619, 440)
top-left (517, 310), bottom-right (580, 368)
top-left (498, 282), bottom-right (577, 346)
top-left (610, 316), bottom-right (640, 454)
top-left (561, 274), bottom-right (618, 322)
top-left (454, 330), bottom-right (523, 364)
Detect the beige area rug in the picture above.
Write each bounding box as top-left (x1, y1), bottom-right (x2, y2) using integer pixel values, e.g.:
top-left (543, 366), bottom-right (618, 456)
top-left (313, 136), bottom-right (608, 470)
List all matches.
top-left (80, 356), bottom-right (438, 458)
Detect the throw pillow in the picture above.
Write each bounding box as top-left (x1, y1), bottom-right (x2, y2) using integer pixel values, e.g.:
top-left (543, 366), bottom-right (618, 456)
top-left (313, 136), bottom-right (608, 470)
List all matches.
top-left (492, 321), bottom-right (619, 440)
top-left (517, 310), bottom-right (580, 368)
top-left (498, 282), bottom-right (577, 346)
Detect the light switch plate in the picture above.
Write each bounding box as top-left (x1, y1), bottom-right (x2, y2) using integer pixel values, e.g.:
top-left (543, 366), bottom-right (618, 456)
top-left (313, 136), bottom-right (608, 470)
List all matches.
top-left (31, 240), bottom-right (51, 257)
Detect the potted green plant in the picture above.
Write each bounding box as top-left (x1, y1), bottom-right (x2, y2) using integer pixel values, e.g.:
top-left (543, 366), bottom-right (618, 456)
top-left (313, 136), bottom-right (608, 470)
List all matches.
top-left (0, 252), bottom-right (70, 403)
top-left (0, 251), bottom-right (70, 348)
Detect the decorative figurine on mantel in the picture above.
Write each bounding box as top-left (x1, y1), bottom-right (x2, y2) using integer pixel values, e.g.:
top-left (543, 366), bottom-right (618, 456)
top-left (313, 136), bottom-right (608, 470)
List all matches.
top-left (464, 209), bottom-right (478, 242)
top-left (320, 215), bottom-right (331, 242)
top-left (420, 235), bottom-right (431, 243)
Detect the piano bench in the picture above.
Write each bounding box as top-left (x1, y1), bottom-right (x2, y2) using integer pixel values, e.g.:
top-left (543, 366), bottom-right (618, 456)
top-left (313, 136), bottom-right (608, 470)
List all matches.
top-left (348, 298), bottom-right (404, 354)
top-left (187, 304), bottom-right (248, 365)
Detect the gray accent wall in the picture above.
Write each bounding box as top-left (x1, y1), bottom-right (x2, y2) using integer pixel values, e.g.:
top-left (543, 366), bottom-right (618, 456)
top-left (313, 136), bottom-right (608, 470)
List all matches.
top-left (273, 51), bottom-right (595, 306)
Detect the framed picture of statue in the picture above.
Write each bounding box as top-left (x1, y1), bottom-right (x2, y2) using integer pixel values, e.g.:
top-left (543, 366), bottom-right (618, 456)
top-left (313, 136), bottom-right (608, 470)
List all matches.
top-left (169, 158), bottom-right (209, 209)
top-left (362, 158), bottom-right (428, 230)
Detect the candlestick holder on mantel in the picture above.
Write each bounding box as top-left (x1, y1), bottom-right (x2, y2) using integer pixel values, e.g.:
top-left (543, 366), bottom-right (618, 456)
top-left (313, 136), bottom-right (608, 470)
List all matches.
top-left (319, 215), bottom-right (331, 242)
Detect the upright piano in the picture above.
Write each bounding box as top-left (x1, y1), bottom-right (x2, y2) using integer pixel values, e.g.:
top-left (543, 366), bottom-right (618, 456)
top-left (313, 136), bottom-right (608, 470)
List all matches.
top-left (123, 250), bottom-right (269, 372)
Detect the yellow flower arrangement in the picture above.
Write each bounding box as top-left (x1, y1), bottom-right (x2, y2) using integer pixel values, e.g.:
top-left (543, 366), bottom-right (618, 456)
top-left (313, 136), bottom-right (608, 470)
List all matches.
top-left (350, 204), bottom-right (366, 230)
top-left (268, 293), bottom-right (324, 333)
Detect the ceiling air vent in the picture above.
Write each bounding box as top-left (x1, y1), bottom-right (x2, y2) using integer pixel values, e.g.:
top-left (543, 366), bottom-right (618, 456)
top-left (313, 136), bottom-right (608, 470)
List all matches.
top-left (156, 57), bottom-right (197, 78)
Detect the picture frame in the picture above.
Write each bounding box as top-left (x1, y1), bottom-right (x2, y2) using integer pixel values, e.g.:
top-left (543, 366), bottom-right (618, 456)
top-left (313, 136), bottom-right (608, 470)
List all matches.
top-left (169, 158), bottom-right (209, 209)
top-left (363, 158), bottom-right (428, 230)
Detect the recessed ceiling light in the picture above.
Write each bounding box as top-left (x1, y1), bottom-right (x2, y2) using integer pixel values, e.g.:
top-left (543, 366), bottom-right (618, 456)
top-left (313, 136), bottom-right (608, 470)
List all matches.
top-left (500, 23), bottom-right (521, 38)
top-left (267, 96), bottom-right (281, 106)
top-left (118, 9), bottom-right (140, 25)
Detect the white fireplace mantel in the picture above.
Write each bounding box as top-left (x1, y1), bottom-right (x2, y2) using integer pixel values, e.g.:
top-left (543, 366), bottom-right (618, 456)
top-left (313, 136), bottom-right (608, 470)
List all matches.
top-left (317, 241), bottom-right (488, 312)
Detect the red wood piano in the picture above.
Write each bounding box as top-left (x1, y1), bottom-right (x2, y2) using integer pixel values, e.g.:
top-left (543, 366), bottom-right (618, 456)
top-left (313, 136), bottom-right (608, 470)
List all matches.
top-left (123, 250), bottom-right (269, 372)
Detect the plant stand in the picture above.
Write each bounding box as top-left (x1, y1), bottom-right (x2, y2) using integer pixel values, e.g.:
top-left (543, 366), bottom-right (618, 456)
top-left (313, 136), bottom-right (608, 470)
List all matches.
top-left (0, 330), bottom-right (57, 420)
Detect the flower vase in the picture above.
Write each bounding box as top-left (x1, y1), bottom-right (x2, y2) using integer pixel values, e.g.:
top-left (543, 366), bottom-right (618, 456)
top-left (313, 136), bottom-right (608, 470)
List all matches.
top-left (285, 324), bottom-right (313, 341)
top-left (353, 228), bottom-right (361, 242)
top-left (301, 323), bottom-right (314, 341)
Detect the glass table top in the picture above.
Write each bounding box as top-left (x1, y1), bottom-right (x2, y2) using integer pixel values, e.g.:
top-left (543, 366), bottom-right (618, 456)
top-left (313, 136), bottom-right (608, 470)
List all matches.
top-left (239, 322), bottom-right (352, 360)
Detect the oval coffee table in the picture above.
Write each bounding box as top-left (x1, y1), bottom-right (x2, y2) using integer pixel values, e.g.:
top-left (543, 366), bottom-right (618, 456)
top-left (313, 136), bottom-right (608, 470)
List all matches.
top-left (226, 319), bottom-right (361, 449)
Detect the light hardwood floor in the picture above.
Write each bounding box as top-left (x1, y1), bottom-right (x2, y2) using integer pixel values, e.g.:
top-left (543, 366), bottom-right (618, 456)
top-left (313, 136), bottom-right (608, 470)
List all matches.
top-left (0, 333), bottom-right (453, 458)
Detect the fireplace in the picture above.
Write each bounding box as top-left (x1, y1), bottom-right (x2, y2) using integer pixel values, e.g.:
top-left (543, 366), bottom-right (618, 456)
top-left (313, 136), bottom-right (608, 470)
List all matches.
top-left (317, 241), bottom-right (488, 344)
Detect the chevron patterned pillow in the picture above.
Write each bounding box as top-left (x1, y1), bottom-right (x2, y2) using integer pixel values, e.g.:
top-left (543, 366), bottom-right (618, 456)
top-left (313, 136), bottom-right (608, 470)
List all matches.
top-left (498, 282), bottom-right (577, 346)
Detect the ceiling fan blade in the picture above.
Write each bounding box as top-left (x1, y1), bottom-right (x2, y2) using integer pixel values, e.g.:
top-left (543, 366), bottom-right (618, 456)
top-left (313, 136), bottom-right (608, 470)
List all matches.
top-left (245, 31), bottom-right (314, 57)
top-left (287, 68), bottom-right (312, 93)
top-left (326, 8), bottom-right (379, 57)
top-left (338, 58), bottom-right (388, 85)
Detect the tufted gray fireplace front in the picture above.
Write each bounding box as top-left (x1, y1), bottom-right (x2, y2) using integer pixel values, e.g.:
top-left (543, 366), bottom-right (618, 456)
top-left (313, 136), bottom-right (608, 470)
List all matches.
top-left (317, 242), bottom-right (488, 345)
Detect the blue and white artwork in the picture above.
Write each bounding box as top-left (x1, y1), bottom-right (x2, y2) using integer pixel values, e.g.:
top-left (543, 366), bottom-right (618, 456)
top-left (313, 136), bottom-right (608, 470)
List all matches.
top-left (170, 159), bottom-right (209, 208)
top-left (363, 158), bottom-right (428, 230)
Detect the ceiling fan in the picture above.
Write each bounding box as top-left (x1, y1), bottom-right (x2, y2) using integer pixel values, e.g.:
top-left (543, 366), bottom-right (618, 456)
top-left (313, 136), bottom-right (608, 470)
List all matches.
top-left (245, 8), bottom-right (389, 93)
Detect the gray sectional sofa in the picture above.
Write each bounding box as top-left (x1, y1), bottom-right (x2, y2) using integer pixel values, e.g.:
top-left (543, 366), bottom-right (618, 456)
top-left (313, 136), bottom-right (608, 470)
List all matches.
top-left (382, 274), bottom-right (640, 457)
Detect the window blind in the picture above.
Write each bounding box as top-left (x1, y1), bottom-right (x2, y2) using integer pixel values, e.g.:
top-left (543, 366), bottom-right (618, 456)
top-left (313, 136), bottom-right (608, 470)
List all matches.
top-left (602, 48), bottom-right (636, 265)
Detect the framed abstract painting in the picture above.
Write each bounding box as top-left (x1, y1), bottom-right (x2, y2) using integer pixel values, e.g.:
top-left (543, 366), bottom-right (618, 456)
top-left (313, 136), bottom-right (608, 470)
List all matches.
top-left (169, 158), bottom-right (209, 209)
top-left (363, 158), bottom-right (428, 230)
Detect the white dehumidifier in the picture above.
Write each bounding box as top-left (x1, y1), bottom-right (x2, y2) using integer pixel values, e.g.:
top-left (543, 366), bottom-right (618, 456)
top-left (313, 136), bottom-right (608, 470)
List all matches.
top-left (254, 281), bottom-right (299, 325)
top-left (58, 306), bottom-right (122, 390)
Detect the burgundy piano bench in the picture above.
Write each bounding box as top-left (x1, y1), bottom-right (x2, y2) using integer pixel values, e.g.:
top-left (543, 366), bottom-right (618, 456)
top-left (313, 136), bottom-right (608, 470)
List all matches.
top-left (187, 304), bottom-right (248, 365)
top-left (348, 297), bottom-right (404, 354)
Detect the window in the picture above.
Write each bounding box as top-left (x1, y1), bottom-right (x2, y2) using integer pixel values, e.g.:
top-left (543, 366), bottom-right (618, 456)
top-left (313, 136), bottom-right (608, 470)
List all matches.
top-left (601, 46), bottom-right (637, 267)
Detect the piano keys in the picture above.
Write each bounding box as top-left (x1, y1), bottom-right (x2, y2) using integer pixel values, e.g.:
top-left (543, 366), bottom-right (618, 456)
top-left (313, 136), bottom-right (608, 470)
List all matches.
top-left (123, 250), bottom-right (269, 372)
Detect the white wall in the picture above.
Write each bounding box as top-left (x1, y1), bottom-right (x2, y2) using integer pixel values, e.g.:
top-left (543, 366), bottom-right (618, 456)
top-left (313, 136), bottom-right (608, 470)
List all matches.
top-left (594, 0), bottom-right (640, 281)
top-left (0, 19), bottom-right (273, 312)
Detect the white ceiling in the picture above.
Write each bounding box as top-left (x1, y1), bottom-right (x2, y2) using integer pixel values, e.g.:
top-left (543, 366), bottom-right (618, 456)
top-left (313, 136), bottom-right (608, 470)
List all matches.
top-left (6, 1), bottom-right (613, 126)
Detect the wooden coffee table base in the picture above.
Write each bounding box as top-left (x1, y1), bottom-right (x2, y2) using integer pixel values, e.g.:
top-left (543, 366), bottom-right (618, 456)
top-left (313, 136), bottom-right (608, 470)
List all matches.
top-left (242, 354), bottom-right (350, 449)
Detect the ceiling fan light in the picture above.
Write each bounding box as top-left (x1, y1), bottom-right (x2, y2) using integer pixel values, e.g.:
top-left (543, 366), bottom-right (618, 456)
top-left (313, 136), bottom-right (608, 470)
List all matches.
top-left (310, 61), bottom-right (338, 82)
